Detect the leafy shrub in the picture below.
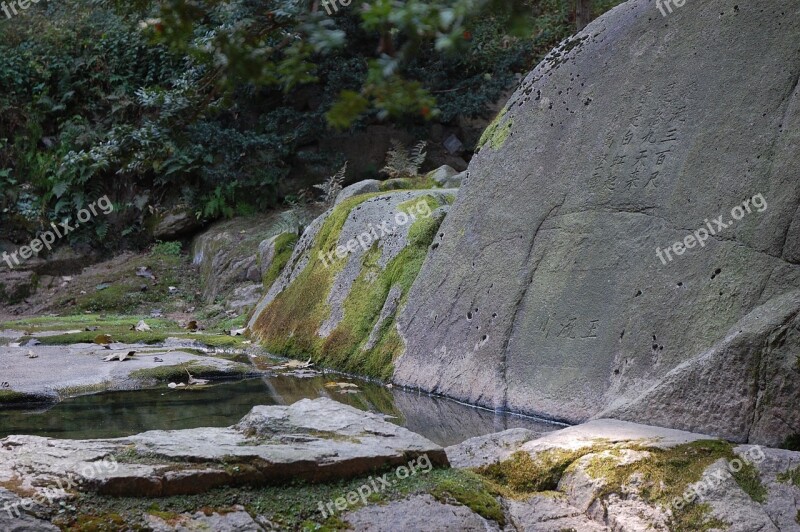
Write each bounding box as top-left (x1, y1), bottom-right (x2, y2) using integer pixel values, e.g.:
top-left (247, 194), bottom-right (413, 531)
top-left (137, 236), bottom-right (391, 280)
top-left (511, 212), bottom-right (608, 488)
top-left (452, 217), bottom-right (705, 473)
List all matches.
top-left (151, 241), bottom-right (182, 257)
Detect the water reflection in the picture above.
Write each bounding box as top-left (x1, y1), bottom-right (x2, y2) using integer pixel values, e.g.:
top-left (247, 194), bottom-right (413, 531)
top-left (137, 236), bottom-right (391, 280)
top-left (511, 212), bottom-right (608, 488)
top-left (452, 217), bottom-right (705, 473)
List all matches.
top-left (0, 375), bottom-right (560, 446)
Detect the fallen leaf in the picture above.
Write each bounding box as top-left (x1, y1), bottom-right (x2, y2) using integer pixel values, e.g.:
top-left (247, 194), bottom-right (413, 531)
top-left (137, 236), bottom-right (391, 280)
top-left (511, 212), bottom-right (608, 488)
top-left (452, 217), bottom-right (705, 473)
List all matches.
top-left (280, 358), bottom-right (313, 369)
top-left (185, 320), bottom-right (198, 332)
top-left (103, 351), bottom-right (136, 362)
top-left (324, 382), bottom-right (359, 389)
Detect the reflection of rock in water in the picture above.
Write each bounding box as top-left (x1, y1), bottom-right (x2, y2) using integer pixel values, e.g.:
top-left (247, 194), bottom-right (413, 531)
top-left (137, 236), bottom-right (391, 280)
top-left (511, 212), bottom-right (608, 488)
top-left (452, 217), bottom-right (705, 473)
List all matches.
top-left (390, 389), bottom-right (560, 447)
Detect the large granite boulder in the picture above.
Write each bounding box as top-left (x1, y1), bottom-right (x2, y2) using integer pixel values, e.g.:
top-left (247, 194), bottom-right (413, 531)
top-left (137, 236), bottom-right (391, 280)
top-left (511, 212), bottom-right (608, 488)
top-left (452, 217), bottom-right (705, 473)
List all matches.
top-left (394, 0), bottom-right (800, 446)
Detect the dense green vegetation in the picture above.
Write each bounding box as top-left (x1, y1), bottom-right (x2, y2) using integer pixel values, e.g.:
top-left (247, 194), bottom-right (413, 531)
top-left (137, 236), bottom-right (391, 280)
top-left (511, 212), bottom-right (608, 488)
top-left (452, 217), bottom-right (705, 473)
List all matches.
top-left (0, 0), bottom-right (621, 252)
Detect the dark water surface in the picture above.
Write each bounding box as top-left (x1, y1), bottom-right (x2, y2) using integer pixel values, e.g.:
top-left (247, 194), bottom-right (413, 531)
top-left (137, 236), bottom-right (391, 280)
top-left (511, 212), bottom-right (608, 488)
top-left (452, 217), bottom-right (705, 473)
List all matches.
top-left (0, 375), bottom-right (561, 446)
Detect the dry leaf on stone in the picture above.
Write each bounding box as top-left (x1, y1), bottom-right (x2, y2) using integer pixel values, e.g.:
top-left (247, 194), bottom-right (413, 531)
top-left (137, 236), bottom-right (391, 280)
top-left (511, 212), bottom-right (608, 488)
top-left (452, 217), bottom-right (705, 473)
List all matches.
top-left (103, 351), bottom-right (136, 362)
top-left (280, 358), bottom-right (313, 369)
top-left (324, 382), bottom-right (359, 389)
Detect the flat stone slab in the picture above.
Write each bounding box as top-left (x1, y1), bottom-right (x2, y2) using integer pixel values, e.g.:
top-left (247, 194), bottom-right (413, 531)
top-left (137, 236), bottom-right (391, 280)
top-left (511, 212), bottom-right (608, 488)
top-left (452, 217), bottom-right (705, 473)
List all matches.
top-left (519, 419), bottom-right (707, 454)
top-left (445, 428), bottom-right (543, 469)
top-left (0, 398), bottom-right (447, 499)
top-left (0, 342), bottom-right (248, 401)
top-left (343, 494), bottom-right (499, 532)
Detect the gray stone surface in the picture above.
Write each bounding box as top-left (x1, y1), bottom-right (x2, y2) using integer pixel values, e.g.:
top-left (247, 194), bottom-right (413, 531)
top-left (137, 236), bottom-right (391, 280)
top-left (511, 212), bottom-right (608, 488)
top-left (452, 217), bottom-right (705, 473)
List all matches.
top-left (0, 488), bottom-right (59, 531)
top-left (499, 421), bottom-right (800, 531)
top-left (0, 341), bottom-right (249, 402)
top-left (335, 179), bottom-right (382, 205)
top-left (0, 398), bottom-right (447, 499)
top-left (153, 209), bottom-right (203, 240)
top-left (505, 493), bottom-right (609, 532)
top-left (445, 428), bottom-right (542, 469)
top-left (394, 0), bottom-right (800, 445)
top-left (343, 494), bottom-right (499, 532)
top-left (427, 165), bottom-right (460, 188)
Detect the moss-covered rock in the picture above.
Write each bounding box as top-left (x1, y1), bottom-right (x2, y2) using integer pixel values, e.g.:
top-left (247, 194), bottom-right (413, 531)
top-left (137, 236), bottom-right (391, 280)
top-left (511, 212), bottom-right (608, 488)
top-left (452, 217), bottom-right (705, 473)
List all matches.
top-left (248, 190), bottom-right (453, 380)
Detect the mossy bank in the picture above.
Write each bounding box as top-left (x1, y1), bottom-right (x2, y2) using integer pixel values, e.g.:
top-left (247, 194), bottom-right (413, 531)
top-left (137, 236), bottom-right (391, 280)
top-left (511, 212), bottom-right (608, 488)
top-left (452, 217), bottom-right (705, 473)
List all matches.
top-left (249, 189), bottom-right (454, 380)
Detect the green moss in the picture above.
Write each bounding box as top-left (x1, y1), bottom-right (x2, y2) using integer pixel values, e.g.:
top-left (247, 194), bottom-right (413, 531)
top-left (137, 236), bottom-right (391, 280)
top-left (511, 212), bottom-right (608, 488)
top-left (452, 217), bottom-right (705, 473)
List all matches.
top-left (39, 330), bottom-right (170, 345)
top-left (262, 232), bottom-right (299, 289)
top-left (0, 314), bottom-right (177, 332)
top-left (478, 106), bottom-right (512, 150)
top-left (64, 512), bottom-right (128, 531)
top-left (61, 467), bottom-right (502, 531)
top-left (378, 176), bottom-right (438, 191)
top-left (0, 390), bottom-right (51, 405)
top-left (129, 362), bottom-right (251, 382)
top-left (477, 448), bottom-right (592, 496)
top-left (579, 440), bottom-right (742, 531)
top-left (253, 192), bottom-right (444, 380)
top-left (778, 466), bottom-right (800, 487)
top-left (476, 440), bottom-right (751, 532)
top-left (56, 382), bottom-right (112, 400)
top-left (733, 460), bottom-right (767, 503)
top-left (429, 471), bottom-right (505, 526)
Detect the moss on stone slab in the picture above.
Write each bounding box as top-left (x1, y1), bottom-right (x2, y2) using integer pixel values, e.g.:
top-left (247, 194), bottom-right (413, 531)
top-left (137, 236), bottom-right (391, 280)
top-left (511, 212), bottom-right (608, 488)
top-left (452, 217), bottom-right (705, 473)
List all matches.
top-left (475, 440), bottom-right (766, 532)
top-left (478, 106), bottom-right (512, 151)
top-left (778, 465), bottom-right (800, 487)
top-left (477, 447), bottom-right (593, 496)
top-left (262, 232), bottom-right (299, 290)
top-left (0, 389), bottom-right (52, 406)
top-left (60, 467), bottom-right (502, 531)
top-left (129, 362), bottom-right (251, 383)
top-left (428, 471), bottom-right (505, 526)
top-left (253, 192), bottom-right (445, 380)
